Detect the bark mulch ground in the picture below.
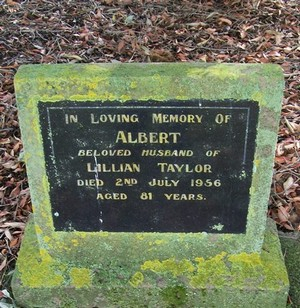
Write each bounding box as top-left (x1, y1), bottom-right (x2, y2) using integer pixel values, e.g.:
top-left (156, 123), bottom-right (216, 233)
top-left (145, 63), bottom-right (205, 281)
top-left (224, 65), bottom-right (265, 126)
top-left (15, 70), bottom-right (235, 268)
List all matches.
top-left (0, 0), bottom-right (299, 304)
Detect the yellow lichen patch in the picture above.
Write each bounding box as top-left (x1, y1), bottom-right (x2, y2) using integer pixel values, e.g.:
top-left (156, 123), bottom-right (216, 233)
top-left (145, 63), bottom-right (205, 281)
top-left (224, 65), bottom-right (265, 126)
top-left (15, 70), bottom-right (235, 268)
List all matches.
top-left (228, 252), bottom-right (262, 266)
top-left (40, 249), bottom-right (53, 263)
top-left (148, 240), bottom-right (165, 247)
top-left (71, 239), bottom-right (79, 246)
top-left (254, 159), bottom-right (261, 168)
top-left (80, 232), bottom-right (88, 238)
top-left (152, 74), bottom-right (163, 82)
top-left (141, 258), bottom-right (195, 277)
top-left (229, 253), bottom-right (262, 271)
top-left (129, 271), bottom-right (144, 287)
top-left (69, 268), bottom-right (92, 289)
top-left (228, 252), bottom-right (264, 286)
top-left (188, 65), bottom-right (241, 81)
top-left (97, 231), bottom-right (109, 237)
top-left (40, 207), bottom-right (54, 229)
top-left (187, 68), bottom-right (205, 79)
top-left (73, 232), bottom-right (88, 239)
top-left (43, 236), bottom-right (51, 243)
top-left (190, 252), bottom-right (229, 287)
top-left (35, 225), bottom-right (43, 235)
top-left (250, 186), bottom-right (256, 195)
top-left (175, 95), bottom-right (188, 100)
top-left (141, 259), bottom-right (161, 272)
top-left (120, 94), bottom-right (131, 101)
top-left (209, 251), bottom-right (227, 262)
top-left (130, 81), bottom-right (138, 89)
top-left (191, 252), bottom-right (266, 288)
top-left (140, 252), bottom-right (265, 290)
top-left (86, 91), bottom-right (98, 99)
top-left (206, 65), bottom-right (241, 80)
top-left (38, 176), bottom-right (54, 229)
top-left (98, 92), bottom-right (117, 101)
top-left (135, 234), bottom-right (145, 240)
top-left (42, 174), bottom-right (50, 192)
top-left (252, 92), bottom-right (265, 105)
top-left (195, 257), bottom-right (205, 264)
top-left (22, 152), bottom-right (30, 164)
top-left (19, 248), bottom-right (64, 287)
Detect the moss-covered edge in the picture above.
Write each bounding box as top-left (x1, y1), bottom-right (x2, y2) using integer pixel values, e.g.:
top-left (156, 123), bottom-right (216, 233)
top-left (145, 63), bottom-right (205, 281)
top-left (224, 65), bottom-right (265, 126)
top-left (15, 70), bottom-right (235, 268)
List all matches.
top-left (280, 235), bottom-right (300, 307)
top-left (12, 218), bottom-right (288, 307)
top-left (14, 63), bottom-right (284, 260)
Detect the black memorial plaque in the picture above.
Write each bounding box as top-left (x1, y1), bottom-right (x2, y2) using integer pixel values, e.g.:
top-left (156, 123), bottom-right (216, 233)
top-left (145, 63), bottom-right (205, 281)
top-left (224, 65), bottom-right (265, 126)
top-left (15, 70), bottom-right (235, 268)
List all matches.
top-left (38, 100), bottom-right (259, 233)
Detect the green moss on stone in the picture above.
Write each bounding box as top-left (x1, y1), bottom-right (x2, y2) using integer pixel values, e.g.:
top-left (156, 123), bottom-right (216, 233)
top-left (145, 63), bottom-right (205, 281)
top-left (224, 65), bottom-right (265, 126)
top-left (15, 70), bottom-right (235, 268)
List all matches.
top-left (280, 236), bottom-right (300, 307)
top-left (161, 285), bottom-right (188, 307)
top-left (15, 63), bottom-right (284, 256)
top-left (13, 63), bottom-right (287, 307)
top-left (18, 236), bottom-right (64, 288)
top-left (191, 252), bottom-right (230, 287)
top-left (141, 258), bottom-right (195, 277)
top-left (12, 219), bottom-right (288, 307)
top-left (69, 268), bottom-right (92, 288)
top-left (138, 233), bottom-right (288, 292)
top-left (187, 64), bottom-right (242, 81)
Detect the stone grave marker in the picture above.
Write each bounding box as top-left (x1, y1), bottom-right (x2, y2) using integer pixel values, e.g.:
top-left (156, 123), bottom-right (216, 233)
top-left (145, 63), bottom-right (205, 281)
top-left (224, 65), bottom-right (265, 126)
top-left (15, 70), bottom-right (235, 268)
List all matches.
top-left (12, 63), bottom-right (289, 307)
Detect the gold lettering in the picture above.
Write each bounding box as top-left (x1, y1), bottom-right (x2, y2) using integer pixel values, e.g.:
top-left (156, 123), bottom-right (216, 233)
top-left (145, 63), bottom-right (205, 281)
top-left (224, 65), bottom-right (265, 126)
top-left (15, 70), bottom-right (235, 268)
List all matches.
top-left (78, 149), bottom-right (131, 156)
top-left (91, 113), bottom-right (139, 123)
top-left (115, 131), bottom-right (127, 143)
top-left (215, 114), bottom-right (232, 124)
top-left (115, 131), bottom-right (181, 144)
top-left (77, 179), bottom-right (104, 186)
top-left (96, 193), bottom-right (127, 200)
top-left (148, 179), bottom-right (179, 187)
top-left (65, 114), bottom-right (78, 124)
top-left (87, 163), bottom-right (140, 173)
top-left (152, 113), bottom-right (203, 124)
top-left (141, 149), bottom-right (193, 157)
top-left (164, 193), bottom-right (204, 200)
top-left (157, 163), bottom-right (212, 173)
top-left (90, 113), bottom-right (99, 124)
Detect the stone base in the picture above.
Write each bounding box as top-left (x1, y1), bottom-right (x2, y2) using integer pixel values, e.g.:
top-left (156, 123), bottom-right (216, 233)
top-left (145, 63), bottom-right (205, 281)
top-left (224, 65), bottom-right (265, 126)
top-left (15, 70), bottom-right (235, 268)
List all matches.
top-left (12, 219), bottom-right (289, 308)
top-left (280, 233), bottom-right (300, 307)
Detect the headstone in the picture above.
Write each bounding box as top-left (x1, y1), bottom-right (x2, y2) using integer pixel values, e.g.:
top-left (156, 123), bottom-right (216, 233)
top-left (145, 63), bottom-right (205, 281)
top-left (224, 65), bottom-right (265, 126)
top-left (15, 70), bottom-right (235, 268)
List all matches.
top-left (12, 63), bottom-right (289, 307)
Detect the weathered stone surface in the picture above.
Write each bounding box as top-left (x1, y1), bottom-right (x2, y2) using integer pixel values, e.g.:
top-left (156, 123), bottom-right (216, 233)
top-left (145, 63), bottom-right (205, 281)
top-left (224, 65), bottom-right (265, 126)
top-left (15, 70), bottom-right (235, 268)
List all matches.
top-left (14, 63), bottom-right (284, 254)
top-left (280, 234), bottom-right (300, 307)
top-left (12, 218), bottom-right (289, 307)
top-left (12, 63), bottom-right (287, 306)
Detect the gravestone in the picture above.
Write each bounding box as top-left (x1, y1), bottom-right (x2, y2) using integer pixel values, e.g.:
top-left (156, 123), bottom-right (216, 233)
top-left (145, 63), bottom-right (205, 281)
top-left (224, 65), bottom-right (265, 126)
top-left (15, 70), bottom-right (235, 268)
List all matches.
top-left (12, 63), bottom-right (288, 307)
